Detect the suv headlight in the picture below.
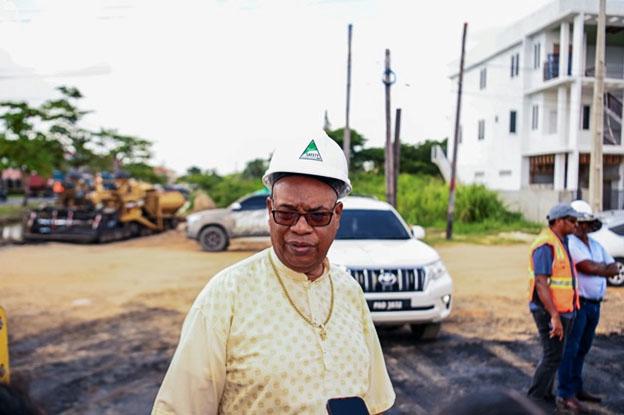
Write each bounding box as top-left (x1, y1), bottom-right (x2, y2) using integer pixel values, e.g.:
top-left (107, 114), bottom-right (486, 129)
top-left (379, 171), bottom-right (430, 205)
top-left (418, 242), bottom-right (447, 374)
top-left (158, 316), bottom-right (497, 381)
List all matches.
top-left (186, 213), bottom-right (200, 225)
top-left (424, 260), bottom-right (447, 281)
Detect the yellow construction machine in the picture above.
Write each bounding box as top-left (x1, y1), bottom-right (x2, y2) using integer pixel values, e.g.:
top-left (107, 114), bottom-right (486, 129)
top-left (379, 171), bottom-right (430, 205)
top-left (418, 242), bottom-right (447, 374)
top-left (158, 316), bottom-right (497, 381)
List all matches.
top-left (0, 306), bottom-right (9, 385)
top-left (24, 174), bottom-right (186, 243)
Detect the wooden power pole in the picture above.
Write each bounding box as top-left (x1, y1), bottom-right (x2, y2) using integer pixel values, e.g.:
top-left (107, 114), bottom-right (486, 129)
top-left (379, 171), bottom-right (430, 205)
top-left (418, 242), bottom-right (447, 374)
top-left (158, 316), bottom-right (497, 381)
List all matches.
top-left (383, 49), bottom-right (396, 206)
top-left (344, 24), bottom-right (353, 165)
top-left (393, 108), bottom-right (402, 207)
top-left (446, 22), bottom-right (468, 240)
top-left (590, 0), bottom-right (606, 212)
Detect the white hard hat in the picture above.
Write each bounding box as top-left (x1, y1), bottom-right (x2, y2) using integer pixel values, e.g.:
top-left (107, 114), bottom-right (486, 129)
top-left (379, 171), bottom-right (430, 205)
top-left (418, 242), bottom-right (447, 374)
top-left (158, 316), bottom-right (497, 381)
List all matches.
top-left (570, 200), bottom-right (595, 221)
top-left (262, 131), bottom-right (352, 198)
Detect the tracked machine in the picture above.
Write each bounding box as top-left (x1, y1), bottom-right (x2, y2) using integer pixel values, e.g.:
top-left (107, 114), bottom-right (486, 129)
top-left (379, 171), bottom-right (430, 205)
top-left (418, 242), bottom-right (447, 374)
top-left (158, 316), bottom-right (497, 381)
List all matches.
top-left (24, 173), bottom-right (186, 243)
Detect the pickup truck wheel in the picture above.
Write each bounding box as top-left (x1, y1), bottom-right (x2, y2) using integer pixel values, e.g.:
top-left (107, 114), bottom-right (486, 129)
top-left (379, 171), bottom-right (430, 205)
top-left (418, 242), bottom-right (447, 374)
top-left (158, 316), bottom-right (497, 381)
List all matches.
top-left (608, 258), bottom-right (624, 287)
top-left (199, 225), bottom-right (229, 252)
top-left (410, 322), bottom-right (441, 341)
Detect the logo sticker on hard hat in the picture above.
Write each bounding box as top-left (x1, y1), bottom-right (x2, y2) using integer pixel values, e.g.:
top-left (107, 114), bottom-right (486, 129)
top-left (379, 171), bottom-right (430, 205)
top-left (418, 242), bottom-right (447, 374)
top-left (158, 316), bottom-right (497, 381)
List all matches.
top-left (299, 140), bottom-right (323, 161)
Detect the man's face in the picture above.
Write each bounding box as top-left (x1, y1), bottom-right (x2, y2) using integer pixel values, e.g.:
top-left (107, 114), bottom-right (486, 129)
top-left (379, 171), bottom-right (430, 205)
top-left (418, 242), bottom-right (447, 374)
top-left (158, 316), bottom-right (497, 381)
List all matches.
top-left (575, 221), bottom-right (591, 237)
top-left (560, 216), bottom-right (578, 235)
top-left (267, 175), bottom-right (343, 276)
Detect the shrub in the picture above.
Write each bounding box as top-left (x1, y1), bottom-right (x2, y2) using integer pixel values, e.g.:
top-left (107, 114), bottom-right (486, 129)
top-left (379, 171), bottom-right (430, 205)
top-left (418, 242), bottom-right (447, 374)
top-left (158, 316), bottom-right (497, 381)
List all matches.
top-left (352, 172), bottom-right (534, 232)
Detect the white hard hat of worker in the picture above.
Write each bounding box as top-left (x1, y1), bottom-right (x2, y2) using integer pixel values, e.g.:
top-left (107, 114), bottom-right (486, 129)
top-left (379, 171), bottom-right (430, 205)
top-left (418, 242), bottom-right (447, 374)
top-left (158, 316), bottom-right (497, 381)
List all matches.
top-left (571, 199), bottom-right (603, 231)
top-left (262, 131), bottom-right (352, 198)
top-left (570, 200), bottom-right (596, 221)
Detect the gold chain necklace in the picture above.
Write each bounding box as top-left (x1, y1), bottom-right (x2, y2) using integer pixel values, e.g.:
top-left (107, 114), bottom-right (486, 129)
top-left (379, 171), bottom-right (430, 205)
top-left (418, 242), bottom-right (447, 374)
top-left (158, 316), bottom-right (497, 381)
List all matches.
top-left (269, 254), bottom-right (334, 341)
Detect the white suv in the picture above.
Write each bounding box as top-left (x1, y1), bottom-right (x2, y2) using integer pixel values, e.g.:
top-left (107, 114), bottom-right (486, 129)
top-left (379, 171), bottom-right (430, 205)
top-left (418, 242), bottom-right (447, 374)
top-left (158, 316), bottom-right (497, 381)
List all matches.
top-left (188, 193), bottom-right (453, 339)
top-left (328, 196), bottom-right (453, 340)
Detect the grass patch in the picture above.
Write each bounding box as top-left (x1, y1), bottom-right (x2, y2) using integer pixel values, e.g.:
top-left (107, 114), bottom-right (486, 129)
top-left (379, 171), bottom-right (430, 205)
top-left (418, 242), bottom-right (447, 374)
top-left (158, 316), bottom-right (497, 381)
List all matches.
top-left (351, 173), bottom-right (540, 242)
top-left (0, 204), bottom-right (26, 222)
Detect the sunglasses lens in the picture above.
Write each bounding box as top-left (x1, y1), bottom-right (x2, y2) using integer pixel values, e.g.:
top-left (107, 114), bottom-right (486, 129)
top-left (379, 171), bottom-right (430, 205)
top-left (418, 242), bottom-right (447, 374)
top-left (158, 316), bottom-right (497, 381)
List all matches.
top-left (306, 212), bottom-right (332, 226)
top-left (273, 211), bottom-right (298, 225)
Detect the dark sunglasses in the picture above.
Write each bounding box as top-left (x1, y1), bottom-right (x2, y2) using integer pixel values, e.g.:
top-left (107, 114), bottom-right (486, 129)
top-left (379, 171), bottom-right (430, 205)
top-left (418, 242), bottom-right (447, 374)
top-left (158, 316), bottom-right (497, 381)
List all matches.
top-left (271, 208), bottom-right (335, 227)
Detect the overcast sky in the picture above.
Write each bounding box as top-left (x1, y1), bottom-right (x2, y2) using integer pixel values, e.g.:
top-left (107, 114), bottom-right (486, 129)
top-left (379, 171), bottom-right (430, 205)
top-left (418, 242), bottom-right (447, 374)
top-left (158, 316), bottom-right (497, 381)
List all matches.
top-left (0, 0), bottom-right (550, 175)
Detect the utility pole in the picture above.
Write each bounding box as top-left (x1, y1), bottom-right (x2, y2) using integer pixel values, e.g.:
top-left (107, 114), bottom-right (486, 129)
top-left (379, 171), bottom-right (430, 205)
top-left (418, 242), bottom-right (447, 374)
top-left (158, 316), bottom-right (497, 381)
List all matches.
top-left (590, 0), bottom-right (606, 213)
top-left (446, 22), bottom-right (468, 240)
top-left (393, 108), bottom-right (402, 207)
top-left (383, 49), bottom-right (396, 206)
top-left (344, 23), bottom-right (353, 165)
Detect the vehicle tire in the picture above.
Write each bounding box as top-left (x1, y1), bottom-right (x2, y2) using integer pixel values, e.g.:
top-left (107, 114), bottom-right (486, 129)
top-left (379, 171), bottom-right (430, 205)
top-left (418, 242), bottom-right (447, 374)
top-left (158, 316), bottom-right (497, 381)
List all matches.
top-left (199, 225), bottom-right (229, 252)
top-left (410, 322), bottom-right (441, 341)
top-left (608, 258), bottom-right (624, 287)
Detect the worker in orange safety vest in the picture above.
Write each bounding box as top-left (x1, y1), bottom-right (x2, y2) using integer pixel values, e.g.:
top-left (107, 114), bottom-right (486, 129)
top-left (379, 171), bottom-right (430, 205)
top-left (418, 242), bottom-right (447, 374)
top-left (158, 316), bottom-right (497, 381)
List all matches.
top-left (526, 202), bottom-right (581, 410)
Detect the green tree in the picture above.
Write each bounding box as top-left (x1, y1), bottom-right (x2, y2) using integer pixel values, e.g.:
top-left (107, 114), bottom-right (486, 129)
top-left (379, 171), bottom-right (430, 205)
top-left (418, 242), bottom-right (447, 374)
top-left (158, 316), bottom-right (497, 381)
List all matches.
top-left (186, 166), bottom-right (202, 176)
top-left (398, 139), bottom-right (447, 177)
top-left (94, 128), bottom-right (152, 170)
top-left (0, 101), bottom-right (64, 205)
top-left (125, 162), bottom-right (167, 184)
top-left (242, 158), bottom-right (268, 180)
top-left (325, 128), bottom-right (369, 171)
top-left (41, 86), bottom-right (98, 169)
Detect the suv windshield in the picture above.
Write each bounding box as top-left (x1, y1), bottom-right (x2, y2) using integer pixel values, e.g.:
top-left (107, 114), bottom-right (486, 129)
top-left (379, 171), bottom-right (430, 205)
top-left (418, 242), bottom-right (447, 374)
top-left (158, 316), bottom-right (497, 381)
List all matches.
top-left (336, 209), bottom-right (411, 240)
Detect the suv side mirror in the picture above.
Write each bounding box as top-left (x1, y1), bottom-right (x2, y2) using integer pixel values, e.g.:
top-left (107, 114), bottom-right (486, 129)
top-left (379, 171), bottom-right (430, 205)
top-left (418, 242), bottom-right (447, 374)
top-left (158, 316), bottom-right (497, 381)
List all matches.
top-left (411, 225), bottom-right (425, 240)
top-left (230, 202), bottom-right (242, 211)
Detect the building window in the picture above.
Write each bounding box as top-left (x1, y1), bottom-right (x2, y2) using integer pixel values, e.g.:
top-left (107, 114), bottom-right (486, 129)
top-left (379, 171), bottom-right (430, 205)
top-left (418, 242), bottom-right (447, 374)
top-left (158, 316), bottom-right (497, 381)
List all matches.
top-left (548, 110), bottom-right (557, 134)
top-left (582, 105), bottom-right (591, 130)
top-left (479, 68), bottom-right (487, 90)
top-left (510, 53), bottom-right (520, 78)
top-left (499, 170), bottom-right (512, 177)
top-left (533, 43), bottom-right (541, 69)
top-left (474, 171), bottom-right (485, 178)
top-left (510, 55), bottom-right (515, 77)
top-left (478, 119), bottom-right (485, 140)
top-left (510, 110), bottom-right (517, 133)
top-left (531, 105), bottom-right (539, 130)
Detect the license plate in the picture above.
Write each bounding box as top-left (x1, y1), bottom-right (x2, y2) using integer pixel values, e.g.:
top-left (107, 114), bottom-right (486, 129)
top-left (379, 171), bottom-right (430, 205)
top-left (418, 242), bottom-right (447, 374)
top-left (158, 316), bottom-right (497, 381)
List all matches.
top-left (367, 299), bottom-right (410, 311)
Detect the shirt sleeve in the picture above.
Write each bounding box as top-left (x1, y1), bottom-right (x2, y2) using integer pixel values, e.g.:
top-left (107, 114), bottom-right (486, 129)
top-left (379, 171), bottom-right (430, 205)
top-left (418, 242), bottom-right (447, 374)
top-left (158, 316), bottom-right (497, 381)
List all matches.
top-left (358, 290), bottom-right (396, 414)
top-left (568, 235), bottom-right (591, 264)
top-left (532, 244), bottom-right (554, 276)
top-left (152, 274), bottom-right (234, 415)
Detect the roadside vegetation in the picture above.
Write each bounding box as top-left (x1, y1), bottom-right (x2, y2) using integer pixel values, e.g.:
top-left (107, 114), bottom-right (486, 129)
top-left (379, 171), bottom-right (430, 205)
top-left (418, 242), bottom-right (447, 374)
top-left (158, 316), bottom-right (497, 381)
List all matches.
top-left (177, 128), bottom-right (541, 242)
top-left (0, 204), bottom-right (26, 223)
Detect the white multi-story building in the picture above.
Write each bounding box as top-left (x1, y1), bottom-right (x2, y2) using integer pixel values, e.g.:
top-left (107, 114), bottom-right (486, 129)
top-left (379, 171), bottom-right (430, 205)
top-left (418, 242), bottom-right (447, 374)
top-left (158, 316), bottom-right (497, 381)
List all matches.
top-left (448, 0), bottom-right (624, 219)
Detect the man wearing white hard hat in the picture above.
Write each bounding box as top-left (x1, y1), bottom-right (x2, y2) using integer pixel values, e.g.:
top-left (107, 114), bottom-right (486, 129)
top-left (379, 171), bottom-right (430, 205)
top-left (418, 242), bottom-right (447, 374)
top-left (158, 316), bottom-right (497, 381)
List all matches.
top-left (556, 200), bottom-right (619, 411)
top-left (152, 131), bottom-right (395, 414)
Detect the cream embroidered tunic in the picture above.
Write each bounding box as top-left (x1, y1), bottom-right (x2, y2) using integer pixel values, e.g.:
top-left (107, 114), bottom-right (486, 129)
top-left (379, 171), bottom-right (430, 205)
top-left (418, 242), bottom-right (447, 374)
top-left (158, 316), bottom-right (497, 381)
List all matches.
top-left (152, 248), bottom-right (395, 415)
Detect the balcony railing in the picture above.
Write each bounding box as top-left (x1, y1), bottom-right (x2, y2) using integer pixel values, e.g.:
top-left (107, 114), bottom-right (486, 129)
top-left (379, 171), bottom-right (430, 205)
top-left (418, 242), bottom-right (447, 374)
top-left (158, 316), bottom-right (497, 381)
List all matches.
top-left (604, 92), bottom-right (622, 145)
top-left (543, 53), bottom-right (571, 81)
top-left (585, 64), bottom-right (624, 79)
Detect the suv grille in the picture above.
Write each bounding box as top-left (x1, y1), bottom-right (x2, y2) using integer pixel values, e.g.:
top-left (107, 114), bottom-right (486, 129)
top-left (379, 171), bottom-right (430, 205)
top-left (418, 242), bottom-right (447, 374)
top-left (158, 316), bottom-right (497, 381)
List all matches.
top-left (348, 268), bottom-right (425, 292)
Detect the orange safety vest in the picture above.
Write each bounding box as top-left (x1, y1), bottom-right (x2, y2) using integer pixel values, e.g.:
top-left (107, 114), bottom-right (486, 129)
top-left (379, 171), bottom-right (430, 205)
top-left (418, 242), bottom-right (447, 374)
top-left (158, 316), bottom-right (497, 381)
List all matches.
top-left (528, 228), bottom-right (580, 313)
top-left (53, 180), bottom-right (64, 194)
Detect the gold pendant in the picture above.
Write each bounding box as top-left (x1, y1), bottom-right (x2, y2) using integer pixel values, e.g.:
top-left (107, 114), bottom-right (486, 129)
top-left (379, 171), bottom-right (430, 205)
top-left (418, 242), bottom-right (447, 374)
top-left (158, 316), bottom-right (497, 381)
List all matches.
top-left (319, 325), bottom-right (327, 341)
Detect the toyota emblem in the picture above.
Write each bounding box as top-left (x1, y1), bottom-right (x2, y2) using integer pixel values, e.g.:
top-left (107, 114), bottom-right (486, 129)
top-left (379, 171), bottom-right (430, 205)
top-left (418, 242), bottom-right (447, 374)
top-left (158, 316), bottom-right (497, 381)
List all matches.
top-left (378, 272), bottom-right (398, 288)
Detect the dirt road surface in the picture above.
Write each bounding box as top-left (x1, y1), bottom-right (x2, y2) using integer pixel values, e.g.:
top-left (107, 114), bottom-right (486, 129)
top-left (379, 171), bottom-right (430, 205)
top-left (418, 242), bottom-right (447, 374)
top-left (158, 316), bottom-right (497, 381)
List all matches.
top-left (2, 231), bottom-right (623, 414)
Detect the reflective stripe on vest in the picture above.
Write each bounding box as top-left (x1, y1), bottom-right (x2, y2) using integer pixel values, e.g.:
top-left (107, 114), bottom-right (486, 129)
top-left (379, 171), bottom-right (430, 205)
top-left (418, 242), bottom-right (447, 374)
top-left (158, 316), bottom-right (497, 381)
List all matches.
top-left (528, 228), bottom-right (580, 313)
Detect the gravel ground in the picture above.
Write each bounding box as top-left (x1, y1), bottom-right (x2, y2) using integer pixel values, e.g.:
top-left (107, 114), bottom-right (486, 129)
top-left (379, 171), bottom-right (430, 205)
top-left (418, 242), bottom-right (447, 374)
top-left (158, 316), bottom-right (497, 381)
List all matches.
top-left (2, 231), bottom-right (623, 414)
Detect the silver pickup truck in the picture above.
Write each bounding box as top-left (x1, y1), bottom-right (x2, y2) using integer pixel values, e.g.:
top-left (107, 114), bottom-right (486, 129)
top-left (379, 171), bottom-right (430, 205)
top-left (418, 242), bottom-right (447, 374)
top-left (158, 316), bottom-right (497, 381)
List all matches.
top-left (186, 190), bottom-right (270, 251)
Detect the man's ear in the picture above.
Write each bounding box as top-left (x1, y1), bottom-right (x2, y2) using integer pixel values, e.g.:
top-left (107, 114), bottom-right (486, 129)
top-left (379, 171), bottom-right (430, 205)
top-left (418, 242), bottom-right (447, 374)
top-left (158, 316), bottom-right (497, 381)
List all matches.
top-left (334, 201), bottom-right (343, 216)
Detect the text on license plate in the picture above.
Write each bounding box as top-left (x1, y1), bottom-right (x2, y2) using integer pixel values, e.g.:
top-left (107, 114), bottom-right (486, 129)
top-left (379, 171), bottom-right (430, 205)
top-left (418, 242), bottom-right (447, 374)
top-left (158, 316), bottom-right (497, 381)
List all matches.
top-left (367, 299), bottom-right (410, 311)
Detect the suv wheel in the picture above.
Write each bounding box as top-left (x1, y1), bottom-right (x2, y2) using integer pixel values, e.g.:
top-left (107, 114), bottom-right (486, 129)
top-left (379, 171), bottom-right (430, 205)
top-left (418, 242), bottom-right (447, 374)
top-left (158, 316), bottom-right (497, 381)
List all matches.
top-left (410, 322), bottom-right (441, 341)
top-left (608, 258), bottom-right (624, 287)
top-left (199, 225), bottom-right (229, 252)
